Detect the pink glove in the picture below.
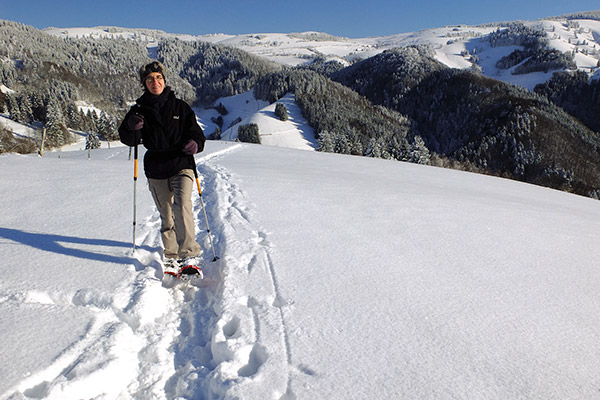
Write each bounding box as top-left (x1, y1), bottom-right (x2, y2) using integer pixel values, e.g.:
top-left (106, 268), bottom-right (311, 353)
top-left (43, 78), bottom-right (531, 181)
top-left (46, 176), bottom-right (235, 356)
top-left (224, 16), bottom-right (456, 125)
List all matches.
top-left (127, 114), bottom-right (144, 130)
top-left (183, 139), bottom-right (198, 155)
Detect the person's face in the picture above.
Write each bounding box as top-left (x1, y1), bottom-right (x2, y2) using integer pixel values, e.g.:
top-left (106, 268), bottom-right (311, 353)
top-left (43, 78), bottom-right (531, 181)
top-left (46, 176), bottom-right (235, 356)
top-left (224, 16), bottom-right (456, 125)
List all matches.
top-left (145, 72), bottom-right (165, 95)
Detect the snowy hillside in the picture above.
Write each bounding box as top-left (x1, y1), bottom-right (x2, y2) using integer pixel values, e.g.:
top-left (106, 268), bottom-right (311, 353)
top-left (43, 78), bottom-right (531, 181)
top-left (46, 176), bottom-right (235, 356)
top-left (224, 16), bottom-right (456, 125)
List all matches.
top-left (210, 92), bottom-right (316, 150)
top-left (0, 114), bottom-right (40, 140)
top-left (1, 134), bottom-right (600, 399)
top-left (45, 15), bottom-right (600, 90)
top-left (192, 90), bottom-right (316, 149)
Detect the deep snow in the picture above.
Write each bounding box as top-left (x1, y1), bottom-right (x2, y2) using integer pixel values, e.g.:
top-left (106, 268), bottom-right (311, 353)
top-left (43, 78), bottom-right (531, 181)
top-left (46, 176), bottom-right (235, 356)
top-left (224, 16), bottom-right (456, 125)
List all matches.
top-left (1, 136), bottom-right (600, 399)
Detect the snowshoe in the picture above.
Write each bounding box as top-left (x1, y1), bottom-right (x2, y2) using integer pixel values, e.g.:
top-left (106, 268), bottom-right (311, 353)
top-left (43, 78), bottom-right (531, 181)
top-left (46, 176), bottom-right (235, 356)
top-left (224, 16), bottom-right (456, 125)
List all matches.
top-left (178, 264), bottom-right (203, 280)
top-left (178, 256), bottom-right (203, 280)
top-left (163, 257), bottom-right (180, 277)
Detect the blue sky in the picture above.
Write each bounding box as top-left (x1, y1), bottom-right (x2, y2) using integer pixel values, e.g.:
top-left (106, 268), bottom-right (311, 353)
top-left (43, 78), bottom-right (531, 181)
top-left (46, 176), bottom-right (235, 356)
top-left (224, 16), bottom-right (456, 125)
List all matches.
top-left (1, 0), bottom-right (598, 37)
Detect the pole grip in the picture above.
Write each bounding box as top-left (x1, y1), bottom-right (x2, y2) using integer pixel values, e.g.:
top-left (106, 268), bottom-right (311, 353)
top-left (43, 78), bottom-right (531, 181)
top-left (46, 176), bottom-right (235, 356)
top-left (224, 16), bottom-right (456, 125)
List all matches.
top-left (134, 145), bottom-right (139, 181)
top-left (192, 158), bottom-right (202, 195)
top-left (195, 177), bottom-right (202, 196)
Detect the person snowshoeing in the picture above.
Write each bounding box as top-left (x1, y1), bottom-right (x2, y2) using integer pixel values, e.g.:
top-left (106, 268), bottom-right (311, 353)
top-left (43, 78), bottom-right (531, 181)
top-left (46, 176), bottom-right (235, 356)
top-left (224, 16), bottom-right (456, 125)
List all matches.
top-left (119, 61), bottom-right (206, 278)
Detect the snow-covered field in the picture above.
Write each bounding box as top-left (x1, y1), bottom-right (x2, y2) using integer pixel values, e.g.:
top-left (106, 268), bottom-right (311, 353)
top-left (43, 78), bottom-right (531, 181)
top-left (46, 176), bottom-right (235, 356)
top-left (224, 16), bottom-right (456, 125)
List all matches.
top-left (1, 133), bottom-right (600, 399)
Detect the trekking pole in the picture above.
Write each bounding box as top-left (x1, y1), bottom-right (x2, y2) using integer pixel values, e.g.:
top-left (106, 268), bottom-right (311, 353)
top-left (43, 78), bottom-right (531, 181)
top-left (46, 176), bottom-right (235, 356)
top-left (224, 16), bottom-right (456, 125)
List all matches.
top-left (192, 159), bottom-right (219, 262)
top-left (132, 145), bottom-right (138, 251)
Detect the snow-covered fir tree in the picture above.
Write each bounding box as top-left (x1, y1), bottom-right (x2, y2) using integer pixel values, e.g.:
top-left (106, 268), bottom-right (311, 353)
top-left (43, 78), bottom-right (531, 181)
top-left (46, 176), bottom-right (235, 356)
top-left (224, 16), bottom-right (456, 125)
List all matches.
top-left (85, 131), bottom-right (100, 150)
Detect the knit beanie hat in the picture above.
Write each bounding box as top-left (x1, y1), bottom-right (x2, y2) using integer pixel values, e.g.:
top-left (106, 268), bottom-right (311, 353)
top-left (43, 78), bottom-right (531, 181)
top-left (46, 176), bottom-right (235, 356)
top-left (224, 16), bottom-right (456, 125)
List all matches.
top-left (139, 61), bottom-right (166, 85)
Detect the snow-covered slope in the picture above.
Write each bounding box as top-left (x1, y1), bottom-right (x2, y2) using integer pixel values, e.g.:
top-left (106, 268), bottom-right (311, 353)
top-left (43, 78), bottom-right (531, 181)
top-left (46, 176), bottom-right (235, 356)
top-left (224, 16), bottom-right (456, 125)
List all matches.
top-left (213, 92), bottom-right (317, 150)
top-left (1, 136), bottom-right (599, 399)
top-left (0, 114), bottom-right (40, 140)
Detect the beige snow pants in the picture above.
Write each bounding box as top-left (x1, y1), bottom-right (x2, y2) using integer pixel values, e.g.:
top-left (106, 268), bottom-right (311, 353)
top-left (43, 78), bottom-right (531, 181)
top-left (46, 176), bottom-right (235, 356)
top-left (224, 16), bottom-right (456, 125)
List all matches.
top-left (148, 169), bottom-right (201, 259)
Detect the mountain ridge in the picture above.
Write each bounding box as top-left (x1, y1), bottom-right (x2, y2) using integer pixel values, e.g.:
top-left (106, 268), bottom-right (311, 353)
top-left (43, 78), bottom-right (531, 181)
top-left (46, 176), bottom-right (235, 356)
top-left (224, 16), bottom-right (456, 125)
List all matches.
top-left (42, 11), bottom-right (600, 84)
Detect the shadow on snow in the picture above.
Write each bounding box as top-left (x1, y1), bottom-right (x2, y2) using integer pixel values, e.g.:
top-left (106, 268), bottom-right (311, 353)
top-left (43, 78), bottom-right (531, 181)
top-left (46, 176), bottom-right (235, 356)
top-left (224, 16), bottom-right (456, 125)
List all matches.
top-left (0, 226), bottom-right (157, 270)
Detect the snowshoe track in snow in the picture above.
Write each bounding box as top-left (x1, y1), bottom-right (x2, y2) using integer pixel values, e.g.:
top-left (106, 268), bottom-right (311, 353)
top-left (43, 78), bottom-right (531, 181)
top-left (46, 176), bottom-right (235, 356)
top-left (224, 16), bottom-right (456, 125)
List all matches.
top-left (197, 155), bottom-right (294, 399)
top-left (0, 145), bottom-right (295, 400)
top-left (133, 146), bottom-right (295, 399)
top-left (1, 249), bottom-right (182, 399)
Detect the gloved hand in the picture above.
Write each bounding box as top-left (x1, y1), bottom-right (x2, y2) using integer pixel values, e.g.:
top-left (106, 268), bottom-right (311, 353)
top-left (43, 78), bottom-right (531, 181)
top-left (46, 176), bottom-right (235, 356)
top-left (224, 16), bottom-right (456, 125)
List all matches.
top-left (182, 139), bottom-right (198, 155)
top-left (127, 114), bottom-right (144, 131)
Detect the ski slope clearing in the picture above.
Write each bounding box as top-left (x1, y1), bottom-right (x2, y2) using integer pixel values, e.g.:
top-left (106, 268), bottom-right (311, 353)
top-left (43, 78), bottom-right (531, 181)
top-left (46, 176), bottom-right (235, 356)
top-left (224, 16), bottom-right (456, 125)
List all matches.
top-left (197, 91), bottom-right (317, 151)
top-left (221, 93), bottom-right (316, 150)
top-left (1, 140), bottom-right (600, 399)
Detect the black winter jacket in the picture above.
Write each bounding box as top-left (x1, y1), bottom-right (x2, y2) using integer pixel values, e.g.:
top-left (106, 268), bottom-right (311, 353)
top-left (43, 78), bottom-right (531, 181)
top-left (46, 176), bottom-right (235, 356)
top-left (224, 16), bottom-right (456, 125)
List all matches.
top-left (118, 87), bottom-right (206, 179)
